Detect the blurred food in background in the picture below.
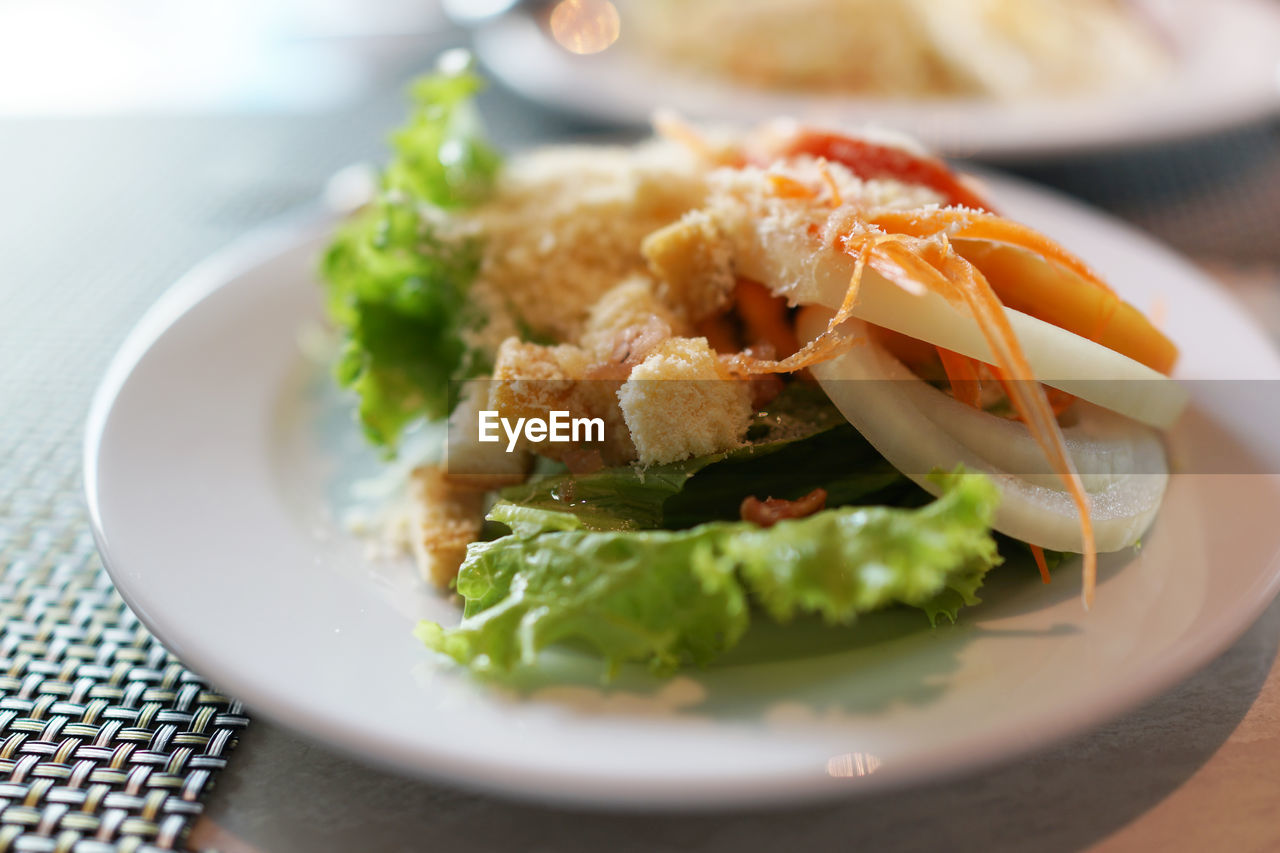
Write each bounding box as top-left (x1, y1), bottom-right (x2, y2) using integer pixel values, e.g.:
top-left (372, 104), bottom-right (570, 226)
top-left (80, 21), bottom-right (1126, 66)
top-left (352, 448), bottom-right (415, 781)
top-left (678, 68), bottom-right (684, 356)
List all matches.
top-left (621, 0), bottom-right (1169, 99)
top-left (470, 0), bottom-right (1279, 159)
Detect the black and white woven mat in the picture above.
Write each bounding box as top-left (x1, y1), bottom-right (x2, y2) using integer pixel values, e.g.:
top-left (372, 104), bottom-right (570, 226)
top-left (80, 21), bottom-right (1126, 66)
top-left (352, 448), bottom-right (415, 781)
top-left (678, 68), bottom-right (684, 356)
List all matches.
top-left (0, 107), bottom-right (401, 851)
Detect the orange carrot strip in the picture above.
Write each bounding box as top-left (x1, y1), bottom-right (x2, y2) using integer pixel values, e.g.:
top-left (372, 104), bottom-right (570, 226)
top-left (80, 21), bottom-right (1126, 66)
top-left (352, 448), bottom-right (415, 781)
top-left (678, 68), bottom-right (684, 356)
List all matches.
top-left (724, 231), bottom-right (889, 376)
top-left (933, 246), bottom-right (1097, 608)
top-left (871, 208), bottom-right (1178, 377)
top-left (696, 314), bottom-right (740, 354)
top-left (767, 173), bottom-right (817, 200)
top-left (718, 167), bottom-right (1107, 605)
top-left (991, 369), bottom-right (1078, 420)
top-left (725, 218), bottom-right (1099, 605)
top-left (870, 209), bottom-right (1108, 292)
top-left (817, 162), bottom-right (843, 209)
top-left (736, 279), bottom-right (800, 359)
top-left (936, 346), bottom-right (984, 409)
top-left (859, 237), bottom-right (1096, 607)
top-left (653, 110), bottom-right (746, 167)
top-left (1030, 545), bottom-right (1052, 584)
top-left (871, 326), bottom-right (941, 373)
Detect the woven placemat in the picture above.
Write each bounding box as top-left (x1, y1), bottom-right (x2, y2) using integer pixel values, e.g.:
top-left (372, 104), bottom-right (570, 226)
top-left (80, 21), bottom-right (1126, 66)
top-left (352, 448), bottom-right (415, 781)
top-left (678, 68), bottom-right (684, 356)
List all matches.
top-left (0, 102), bottom-right (411, 850)
top-left (0, 37), bottom-right (568, 846)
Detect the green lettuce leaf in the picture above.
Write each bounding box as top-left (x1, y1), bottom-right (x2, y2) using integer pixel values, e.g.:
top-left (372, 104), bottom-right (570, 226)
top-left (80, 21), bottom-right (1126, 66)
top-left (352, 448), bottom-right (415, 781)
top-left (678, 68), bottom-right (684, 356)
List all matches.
top-left (320, 63), bottom-right (500, 448)
top-left (384, 69), bottom-right (502, 209)
top-left (417, 470), bottom-right (1002, 676)
top-left (729, 473), bottom-right (1001, 625)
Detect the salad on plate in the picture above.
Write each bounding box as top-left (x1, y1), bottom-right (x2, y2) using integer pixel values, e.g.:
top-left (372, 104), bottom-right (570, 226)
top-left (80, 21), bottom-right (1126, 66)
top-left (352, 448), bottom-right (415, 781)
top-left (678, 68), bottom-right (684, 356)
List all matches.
top-left (320, 59), bottom-right (1185, 678)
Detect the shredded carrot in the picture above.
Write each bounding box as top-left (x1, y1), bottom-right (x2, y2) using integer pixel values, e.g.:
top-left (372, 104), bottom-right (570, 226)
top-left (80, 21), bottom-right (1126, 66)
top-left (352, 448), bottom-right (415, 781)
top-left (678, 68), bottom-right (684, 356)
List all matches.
top-left (831, 234), bottom-right (1096, 606)
top-left (936, 347), bottom-right (1079, 420)
top-left (869, 209), bottom-right (1111, 294)
top-left (653, 110), bottom-right (745, 167)
top-left (1047, 387), bottom-right (1077, 417)
top-left (872, 208), bottom-right (1178, 377)
top-left (736, 279), bottom-right (800, 359)
top-left (708, 130), bottom-right (1115, 606)
top-left (871, 325), bottom-right (942, 372)
top-left (937, 347), bottom-right (1077, 419)
top-left (726, 230), bottom-right (912, 376)
top-left (1030, 545), bottom-right (1052, 584)
top-left (817, 161), bottom-right (844, 209)
top-left (768, 173), bottom-right (817, 200)
top-left (727, 226), bottom-right (1100, 606)
top-left (927, 244), bottom-right (1097, 608)
top-left (696, 314), bottom-right (740, 354)
top-left (936, 347), bottom-right (984, 409)
top-left (990, 369), bottom-right (1078, 419)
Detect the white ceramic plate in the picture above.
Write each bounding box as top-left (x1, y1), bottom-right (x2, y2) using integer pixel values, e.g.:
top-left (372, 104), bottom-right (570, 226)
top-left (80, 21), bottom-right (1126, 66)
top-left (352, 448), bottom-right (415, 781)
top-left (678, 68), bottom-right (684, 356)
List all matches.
top-left (474, 0), bottom-right (1280, 160)
top-left (86, 176), bottom-right (1280, 808)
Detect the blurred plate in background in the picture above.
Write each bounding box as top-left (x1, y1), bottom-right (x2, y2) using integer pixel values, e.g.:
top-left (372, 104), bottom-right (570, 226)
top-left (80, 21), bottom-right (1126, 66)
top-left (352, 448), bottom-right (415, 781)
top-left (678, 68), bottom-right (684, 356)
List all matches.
top-left (473, 0), bottom-right (1280, 160)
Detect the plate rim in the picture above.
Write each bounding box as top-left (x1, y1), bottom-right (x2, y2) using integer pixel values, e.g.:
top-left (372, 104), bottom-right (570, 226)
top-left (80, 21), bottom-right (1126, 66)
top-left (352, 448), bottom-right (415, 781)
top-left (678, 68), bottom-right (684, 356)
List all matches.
top-left (84, 178), bottom-right (1280, 808)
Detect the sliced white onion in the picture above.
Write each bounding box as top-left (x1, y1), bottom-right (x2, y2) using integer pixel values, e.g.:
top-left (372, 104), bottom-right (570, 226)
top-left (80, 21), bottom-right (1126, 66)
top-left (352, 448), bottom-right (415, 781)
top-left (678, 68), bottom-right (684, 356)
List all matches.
top-left (733, 233), bottom-right (1187, 429)
top-left (797, 309), bottom-right (1168, 552)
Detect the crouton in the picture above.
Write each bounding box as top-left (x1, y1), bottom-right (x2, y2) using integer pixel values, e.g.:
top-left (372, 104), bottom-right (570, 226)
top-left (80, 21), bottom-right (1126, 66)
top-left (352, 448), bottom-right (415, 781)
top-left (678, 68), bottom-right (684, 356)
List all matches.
top-left (617, 337), bottom-right (753, 465)
top-left (579, 275), bottom-right (688, 358)
top-left (489, 338), bottom-right (636, 465)
top-left (407, 465), bottom-right (487, 589)
top-left (446, 379), bottom-right (532, 487)
top-left (642, 209), bottom-right (736, 322)
top-left (462, 142), bottom-right (708, 347)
